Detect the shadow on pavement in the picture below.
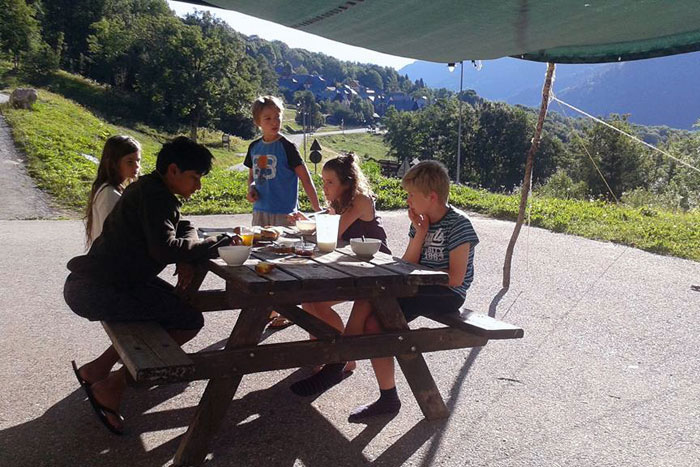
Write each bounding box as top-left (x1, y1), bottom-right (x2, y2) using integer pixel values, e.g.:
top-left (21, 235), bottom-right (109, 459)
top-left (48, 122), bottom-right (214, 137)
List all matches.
top-left (0, 370), bottom-right (445, 466)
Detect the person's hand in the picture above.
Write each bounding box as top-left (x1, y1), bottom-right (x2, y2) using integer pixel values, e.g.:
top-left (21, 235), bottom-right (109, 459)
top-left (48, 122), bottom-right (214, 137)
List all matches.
top-left (327, 206), bottom-right (337, 215)
top-left (217, 233), bottom-right (242, 246)
top-left (246, 185), bottom-right (259, 203)
top-left (408, 208), bottom-right (428, 235)
top-left (175, 262), bottom-right (195, 290)
top-left (287, 211), bottom-right (308, 223)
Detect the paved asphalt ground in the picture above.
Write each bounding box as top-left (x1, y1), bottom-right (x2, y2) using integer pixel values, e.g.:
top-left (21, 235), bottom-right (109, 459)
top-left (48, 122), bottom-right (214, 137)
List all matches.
top-left (1, 212), bottom-right (698, 467)
top-left (0, 109), bottom-right (698, 466)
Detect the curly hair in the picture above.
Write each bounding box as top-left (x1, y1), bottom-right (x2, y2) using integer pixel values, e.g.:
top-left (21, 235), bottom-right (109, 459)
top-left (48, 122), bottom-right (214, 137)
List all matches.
top-left (323, 152), bottom-right (374, 214)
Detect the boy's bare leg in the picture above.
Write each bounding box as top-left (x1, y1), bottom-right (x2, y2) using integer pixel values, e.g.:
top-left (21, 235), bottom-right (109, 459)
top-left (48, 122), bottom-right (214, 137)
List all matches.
top-left (364, 315), bottom-right (396, 389)
top-left (76, 346), bottom-right (120, 385)
top-left (87, 328), bottom-right (200, 432)
top-left (348, 313), bottom-right (401, 421)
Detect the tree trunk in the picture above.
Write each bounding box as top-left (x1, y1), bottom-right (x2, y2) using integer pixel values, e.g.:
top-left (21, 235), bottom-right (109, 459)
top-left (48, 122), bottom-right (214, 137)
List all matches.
top-left (190, 108), bottom-right (200, 142)
top-left (502, 62), bottom-right (556, 289)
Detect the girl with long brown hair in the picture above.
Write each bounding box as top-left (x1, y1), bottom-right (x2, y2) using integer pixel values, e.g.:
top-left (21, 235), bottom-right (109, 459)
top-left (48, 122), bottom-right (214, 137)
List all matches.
top-left (84, 135), bottom-right (141, 246)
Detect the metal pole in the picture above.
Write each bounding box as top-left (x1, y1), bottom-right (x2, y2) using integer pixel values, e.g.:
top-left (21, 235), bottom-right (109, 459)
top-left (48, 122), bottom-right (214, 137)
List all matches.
top-left (303, 111), bottom-right (307, 160)
top-left (456, 61), bottom-right (463, 185)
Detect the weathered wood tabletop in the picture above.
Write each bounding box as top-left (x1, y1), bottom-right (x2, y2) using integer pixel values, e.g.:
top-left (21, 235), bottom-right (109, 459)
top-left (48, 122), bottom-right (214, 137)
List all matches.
top-left (172, 244), bottom-right (487, 466)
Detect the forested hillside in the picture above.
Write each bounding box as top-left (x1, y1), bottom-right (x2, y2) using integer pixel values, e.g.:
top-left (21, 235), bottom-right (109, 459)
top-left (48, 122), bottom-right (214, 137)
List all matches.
top-left (2, 0), bottom-right (699, 212)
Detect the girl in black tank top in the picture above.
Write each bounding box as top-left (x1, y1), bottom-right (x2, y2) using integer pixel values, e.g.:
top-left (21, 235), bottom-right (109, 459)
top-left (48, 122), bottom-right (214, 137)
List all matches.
top-left (287, 153), bottom-right (391, 397)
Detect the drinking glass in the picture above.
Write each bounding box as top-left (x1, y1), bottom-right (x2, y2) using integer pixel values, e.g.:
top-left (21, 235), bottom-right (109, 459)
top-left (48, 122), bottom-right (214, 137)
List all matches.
top-left (315, 214), bottom-right (340, 252)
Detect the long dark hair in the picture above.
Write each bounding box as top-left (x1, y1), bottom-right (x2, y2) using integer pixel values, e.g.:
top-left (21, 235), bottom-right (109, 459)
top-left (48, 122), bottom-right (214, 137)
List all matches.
top-left (323, 152), bottom-right (374, 214)
top-left (84, 135), bottom-right (141, 244)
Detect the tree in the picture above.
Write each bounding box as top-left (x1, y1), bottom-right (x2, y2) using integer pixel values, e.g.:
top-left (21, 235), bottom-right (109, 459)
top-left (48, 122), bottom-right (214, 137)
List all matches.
top-left (135, 13), bottom-right (259, 140)
top-left (358, 69), bottom-right (383, 91)
top-left (294, 90), bottom-right (323, 128)
top-left (573, 115), bottom-right (653, 200)
top-left (0, 0), bottom-right (41, 68)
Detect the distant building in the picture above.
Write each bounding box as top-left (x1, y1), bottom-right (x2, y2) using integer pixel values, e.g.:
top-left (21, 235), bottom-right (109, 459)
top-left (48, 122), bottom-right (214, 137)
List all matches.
top-left (277, 73), bottom-right (426, 116)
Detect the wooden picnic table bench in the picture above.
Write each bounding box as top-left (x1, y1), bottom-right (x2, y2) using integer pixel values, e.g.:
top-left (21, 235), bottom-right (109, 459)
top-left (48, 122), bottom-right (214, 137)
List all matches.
top-left (102, 243), bottom-right (523, 466)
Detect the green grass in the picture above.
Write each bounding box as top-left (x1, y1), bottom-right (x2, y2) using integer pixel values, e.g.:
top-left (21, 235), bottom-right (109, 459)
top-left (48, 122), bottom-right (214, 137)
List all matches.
top-left (1, 89), bottom-right (244, 213)
top-left (2, 79), bottom-right (698, 262)
top-left (317, 132), bottom-right (391, 161)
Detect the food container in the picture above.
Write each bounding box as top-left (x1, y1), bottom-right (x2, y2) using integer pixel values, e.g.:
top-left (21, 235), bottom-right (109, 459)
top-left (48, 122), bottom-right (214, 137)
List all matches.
top-left (219, 245), bottom-right (252, 266)
top-left (350, 238), bottom-right (382, 257)
top-left (294, 243), bottom-right (315, 257)
top-left (295, 219), bottom-right (316, 235)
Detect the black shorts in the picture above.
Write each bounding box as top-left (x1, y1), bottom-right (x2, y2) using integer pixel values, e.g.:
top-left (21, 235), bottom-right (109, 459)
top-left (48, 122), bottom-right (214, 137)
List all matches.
top-left (63, 273), bottom-right (204, 330)
top-left (398, 285), bottom-right (465, 322)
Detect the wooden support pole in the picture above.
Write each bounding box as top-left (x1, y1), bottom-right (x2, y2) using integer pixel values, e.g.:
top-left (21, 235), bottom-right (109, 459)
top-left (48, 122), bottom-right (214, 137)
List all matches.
top-left (502, 62), bottom-right (556, 289)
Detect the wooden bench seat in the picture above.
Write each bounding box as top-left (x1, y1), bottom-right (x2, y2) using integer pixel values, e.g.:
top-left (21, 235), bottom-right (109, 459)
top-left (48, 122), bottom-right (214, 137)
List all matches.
top-left (421, 310), bottom-right (524, 340)
top-left (102, 321), bottom-right (195, 384)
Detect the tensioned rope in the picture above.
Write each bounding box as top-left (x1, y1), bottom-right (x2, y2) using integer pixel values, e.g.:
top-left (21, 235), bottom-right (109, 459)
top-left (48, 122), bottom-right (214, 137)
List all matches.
top-left (550, 93), bottom-right (700, 175)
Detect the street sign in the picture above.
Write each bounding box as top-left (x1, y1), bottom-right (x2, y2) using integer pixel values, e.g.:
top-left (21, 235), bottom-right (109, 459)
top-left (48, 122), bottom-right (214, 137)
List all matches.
top-left (310, 149), bottom-right (322, 173)
top-left (310, 139), bottom-right (321, 151)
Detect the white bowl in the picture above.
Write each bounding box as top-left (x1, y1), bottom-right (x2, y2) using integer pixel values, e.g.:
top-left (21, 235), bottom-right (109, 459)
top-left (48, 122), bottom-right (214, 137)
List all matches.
top-left (277, 237), bottom-right (301, 247)
top-left (296, 219), bottom-right (316, 234)
top-left (350, 238), bottom-right (382, 257)
top-left (218, 245), bottom-right (251, 266)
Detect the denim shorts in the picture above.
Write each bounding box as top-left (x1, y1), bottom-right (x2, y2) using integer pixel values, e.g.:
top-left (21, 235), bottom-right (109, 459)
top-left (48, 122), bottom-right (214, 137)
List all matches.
top-left (63, 273), bottom-right (204, 330)
top-left (398, 285), bottom-right (465, 322)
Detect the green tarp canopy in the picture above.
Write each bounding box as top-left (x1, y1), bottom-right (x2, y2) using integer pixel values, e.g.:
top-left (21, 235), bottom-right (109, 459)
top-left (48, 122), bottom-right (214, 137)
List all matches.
top-left (183, 0), bottom-right (700, 63)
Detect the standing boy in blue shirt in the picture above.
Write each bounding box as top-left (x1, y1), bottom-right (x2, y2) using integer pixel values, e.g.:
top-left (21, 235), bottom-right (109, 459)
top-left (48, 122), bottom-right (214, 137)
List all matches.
top-left (244, 95), bottom-right (321, 226)
top-left (244, 96), bottom-right (321, 328)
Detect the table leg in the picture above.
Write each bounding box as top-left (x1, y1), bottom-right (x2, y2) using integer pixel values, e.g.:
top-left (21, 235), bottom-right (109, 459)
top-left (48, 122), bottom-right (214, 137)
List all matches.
top-left (173, 305), bottom-right (271, 466)
top-left (370, 297), bottom-right (449, 420)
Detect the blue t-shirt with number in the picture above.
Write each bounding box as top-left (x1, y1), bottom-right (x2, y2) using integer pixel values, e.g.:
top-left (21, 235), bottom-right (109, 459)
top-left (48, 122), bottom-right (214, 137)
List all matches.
top-left (243, 135), bottom-right (304, 214)
top-left (409, 205), bottom-right (479, 299)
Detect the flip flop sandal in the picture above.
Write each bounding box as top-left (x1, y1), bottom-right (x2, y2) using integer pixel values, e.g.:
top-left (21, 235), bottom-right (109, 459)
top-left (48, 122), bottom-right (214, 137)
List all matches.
top-left (267, 316), bottom-right (294, 330)
top-left (83, 383), bottom-right (125, 435)
top-left (71, 360), bottom-right (89, 387)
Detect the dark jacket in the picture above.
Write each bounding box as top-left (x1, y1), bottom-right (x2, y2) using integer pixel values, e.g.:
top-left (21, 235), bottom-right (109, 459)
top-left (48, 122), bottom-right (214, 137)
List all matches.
top-left (68, 171), bottom-right (217, 285)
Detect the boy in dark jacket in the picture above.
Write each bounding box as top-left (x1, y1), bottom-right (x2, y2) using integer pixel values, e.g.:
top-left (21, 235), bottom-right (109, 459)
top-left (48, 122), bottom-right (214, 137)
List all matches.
top-left (65, 136), bottom-right (230, 434)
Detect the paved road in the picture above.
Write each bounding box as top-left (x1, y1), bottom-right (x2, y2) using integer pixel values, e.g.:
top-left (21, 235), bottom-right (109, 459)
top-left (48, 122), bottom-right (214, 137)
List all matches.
top-left (0, 110), bottom-right (698, 466)
top-left (0, 211), bottom-right (698, 466)
top-left (0, 96), bottom-right (59, 220)
top-left (286, 127), bottom-right (369, 147)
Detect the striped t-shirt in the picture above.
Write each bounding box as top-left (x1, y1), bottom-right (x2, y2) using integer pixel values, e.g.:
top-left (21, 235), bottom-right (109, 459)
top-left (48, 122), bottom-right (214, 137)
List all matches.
top-left (409, 205), bottom-right (479, 299)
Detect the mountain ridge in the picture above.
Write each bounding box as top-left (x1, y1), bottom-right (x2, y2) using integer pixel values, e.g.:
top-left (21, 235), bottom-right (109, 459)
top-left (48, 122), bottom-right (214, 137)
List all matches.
top-left (399, 53), bottom-right (700, 129)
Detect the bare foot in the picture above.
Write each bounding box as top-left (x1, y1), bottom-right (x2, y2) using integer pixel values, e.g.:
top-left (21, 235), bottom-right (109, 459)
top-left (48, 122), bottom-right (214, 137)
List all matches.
top-left (78, 362), bottom-right (111, 386)
top-left (89, 372), bottom-right (126, 433)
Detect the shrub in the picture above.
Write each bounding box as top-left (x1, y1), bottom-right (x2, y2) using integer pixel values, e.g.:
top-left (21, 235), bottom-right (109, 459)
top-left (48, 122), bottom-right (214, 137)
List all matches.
top-left (535, 169), bottom-right (589, 200)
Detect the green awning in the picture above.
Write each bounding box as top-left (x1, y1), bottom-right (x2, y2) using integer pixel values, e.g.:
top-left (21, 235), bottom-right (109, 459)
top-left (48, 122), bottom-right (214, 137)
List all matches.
top-left (183, 1), bottom-right (700, 63)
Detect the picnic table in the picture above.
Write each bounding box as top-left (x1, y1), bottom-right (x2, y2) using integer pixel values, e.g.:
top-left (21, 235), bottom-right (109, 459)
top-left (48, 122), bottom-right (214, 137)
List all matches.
top-left (103, 238), bottom-right (523, 466)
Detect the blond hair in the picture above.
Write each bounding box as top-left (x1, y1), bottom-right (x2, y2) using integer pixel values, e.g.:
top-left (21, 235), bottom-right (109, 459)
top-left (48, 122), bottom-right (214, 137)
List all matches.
top-left (251, 95), bottom-right (284, 124)
top-left (402, 160), bottom-right (450, 203)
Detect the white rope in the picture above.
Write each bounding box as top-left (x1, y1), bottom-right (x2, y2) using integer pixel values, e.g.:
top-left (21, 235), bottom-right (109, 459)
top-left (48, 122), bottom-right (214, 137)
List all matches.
top-left (550, 94), bottom-right (700, 175)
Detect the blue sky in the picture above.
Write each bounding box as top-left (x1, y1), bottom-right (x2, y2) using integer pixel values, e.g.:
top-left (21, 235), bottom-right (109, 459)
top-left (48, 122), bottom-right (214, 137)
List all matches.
top-left (168, 1), bottom-right (415, 70)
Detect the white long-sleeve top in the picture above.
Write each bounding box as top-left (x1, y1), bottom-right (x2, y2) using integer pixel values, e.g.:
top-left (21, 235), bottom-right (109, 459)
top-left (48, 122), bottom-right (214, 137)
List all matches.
top-left (90, 183), bottom-right (121, 243)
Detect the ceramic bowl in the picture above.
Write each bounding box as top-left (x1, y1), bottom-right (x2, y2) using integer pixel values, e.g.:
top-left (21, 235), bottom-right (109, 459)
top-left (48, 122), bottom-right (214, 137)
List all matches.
top-left (350, 238), bottom-right (382, 257)
top-left (218, 245), bottom-right (251, 266)
top-left (296, 219), bottom-right (316, 234)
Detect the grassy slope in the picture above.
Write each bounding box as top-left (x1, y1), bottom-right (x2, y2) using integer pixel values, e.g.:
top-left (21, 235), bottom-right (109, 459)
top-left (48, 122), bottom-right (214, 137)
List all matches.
top-left (317, 132), bottom-right (390, 161)
top-left (1, 83), bottom-right (698, 261)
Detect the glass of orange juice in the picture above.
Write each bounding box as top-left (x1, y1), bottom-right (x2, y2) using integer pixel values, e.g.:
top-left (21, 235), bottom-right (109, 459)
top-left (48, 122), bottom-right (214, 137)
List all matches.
top-left (239, 226), bottom-right (254, 246)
